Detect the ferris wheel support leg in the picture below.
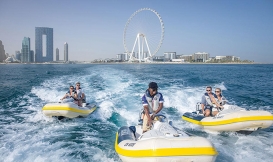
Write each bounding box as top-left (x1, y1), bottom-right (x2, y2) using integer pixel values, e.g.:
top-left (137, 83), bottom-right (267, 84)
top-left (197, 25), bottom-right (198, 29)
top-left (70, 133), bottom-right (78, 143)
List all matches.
top-left (137, 34), bottom-right (141, 62)
top-left (130, 35), bottom-right (138, 61)
top-left (144, 37), bottom-right (152, 60)
top-left (141, 37), bottom-right (144, 61)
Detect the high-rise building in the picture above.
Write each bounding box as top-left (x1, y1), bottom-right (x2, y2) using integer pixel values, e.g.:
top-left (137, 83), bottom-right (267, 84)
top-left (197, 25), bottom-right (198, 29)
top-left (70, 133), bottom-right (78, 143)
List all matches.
top-left (30, 50), bottom-right (34, 62)
top-left (15, 51), bottom-right (21, 62)
top-left (35, 27), bottom-right (53, 62)
top-left (0, 40), bottom-right (6, 62)
top-left (56, 48), bottom-right (59, 61)
top-left (64, 42), bottom-right (68, 62)
top-left (21, 37), bottom-right (31, 63)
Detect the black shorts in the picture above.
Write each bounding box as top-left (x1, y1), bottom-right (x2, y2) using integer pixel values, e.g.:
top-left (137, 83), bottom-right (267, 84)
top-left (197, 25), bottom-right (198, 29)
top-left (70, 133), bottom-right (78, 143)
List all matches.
top-left (204, 106), bottom-right (212, 111)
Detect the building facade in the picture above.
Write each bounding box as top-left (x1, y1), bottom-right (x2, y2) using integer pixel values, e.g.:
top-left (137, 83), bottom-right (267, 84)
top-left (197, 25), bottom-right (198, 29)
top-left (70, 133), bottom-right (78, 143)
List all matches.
top-left (30, 50), bottom-right (34, 62)
top-left (0, 40), bottom-right (6, 62)
top-left (117, 53), bottom-right (130, 61)
top-left (153, 56), bottom-right (164, 62)
top-left (215, 56), bottom-right (226, 60)
top-left (21, 37), bottom-right (31, 63)
top-left (15, 51), bottom-right (21, 62)
top-left (124, 52), bottom-right (129, 61)
top-left (193, 52), bottom-right (209, 62)
top-left (56, 48), bottom-right (59, 61)
top-left (164, 52), bottom-right (176, 61)
top-left (181, 55), bottom-right (193, 62)
top-left (215, 55), bottom-right (240, 62)
top-left (64, 42), bottom-right (68, 62)
top-left (35, 27), bottom-right (53, 62)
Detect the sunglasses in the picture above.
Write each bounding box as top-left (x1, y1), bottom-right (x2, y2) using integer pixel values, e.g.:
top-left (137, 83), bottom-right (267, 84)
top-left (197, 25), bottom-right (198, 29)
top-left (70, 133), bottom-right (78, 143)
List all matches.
top-left (70, 88), bottom-right (74, 89)
top-left (215, 91), bottom-right (221, 92)
top-left (206, 90), bottom-right (211, 91)
top-left (150, 88), bottom-right (157, 92)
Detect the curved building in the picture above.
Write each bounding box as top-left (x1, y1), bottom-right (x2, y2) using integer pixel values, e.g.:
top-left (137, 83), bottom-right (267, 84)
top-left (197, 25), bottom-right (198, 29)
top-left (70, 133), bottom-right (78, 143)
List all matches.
top-left (35, 27), bottom-right (53, 62)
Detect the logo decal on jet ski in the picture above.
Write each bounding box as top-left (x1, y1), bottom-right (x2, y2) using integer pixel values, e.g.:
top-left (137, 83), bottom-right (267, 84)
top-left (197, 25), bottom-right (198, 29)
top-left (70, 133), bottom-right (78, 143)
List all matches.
top-left (124, 143), bottom-right (136, 147)
top-left (213, 116), bottom-right (224, 119)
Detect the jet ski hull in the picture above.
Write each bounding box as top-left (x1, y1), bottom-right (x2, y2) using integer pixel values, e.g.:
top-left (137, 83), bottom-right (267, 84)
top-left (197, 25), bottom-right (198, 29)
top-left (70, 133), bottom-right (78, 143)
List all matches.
top-left (42, 102), bottom-right (96, 118)
top-left (182, 105), bottom-right (273, 132)
top-left (115, 123), bottom-right (217, 162)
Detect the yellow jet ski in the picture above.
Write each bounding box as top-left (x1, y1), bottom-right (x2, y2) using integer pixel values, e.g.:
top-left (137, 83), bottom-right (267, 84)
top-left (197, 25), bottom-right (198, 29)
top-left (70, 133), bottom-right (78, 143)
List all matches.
top-left (115, 114), bottom-right (217, 162)
top-left (182, 103), bottom-right (273, 134)
top-left (42, 99), bottom-right (96, 118)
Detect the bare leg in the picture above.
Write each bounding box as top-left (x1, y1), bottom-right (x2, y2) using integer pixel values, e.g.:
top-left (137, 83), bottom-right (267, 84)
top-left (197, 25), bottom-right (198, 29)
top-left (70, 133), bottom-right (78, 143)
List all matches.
top-left (212, 111), bottom-right (219, 116)
top-left (142, 115), bottom-right (150, 133)
top-left (204, 109), bottom-right (211, 117)
top-left (78, 100), bottom-right (82, 107)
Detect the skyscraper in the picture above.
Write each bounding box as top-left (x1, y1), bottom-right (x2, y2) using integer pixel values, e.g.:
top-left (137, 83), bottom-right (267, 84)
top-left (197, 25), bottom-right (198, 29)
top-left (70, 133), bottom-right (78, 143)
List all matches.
top-left (30, 50), bottom-right (34, 62)
top-left (35, 27), bottom-right (53, 62)
top-left (56, 48), bottom-right (59, 61)
top-left (21, 37), bottom-right (31, 63)
top-left (0, 40), bottom-right (6, 62)
top-left (64, 42), bottom-right (68, 62)
top-left (15, 51), bottom-right (21, 62)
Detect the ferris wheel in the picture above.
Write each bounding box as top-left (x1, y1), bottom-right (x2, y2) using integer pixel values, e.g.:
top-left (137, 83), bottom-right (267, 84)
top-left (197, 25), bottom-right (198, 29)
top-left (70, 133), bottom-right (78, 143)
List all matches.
top-left (123, 8), bottom-right (164, 62)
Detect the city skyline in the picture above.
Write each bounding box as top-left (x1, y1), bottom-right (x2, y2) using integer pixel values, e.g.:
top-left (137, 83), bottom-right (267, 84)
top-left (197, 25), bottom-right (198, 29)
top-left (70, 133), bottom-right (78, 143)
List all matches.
top-left (0, 0), bottom-right (273, 63)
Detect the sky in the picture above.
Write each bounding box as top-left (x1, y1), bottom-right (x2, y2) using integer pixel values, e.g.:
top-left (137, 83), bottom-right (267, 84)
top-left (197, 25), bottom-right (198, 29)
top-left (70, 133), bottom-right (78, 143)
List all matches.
top-left (0, 0), bottom-right (273, 63)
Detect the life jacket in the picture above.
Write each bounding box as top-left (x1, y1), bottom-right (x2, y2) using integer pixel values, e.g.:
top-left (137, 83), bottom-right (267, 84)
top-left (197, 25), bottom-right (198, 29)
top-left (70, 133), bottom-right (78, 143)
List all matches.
top-left (216, 94), bottom-right (226, 106)
top-left (66, 90), bottom-right (76, 99)
top-left (145, 91), bottom-right (161, 113)
top-left (75, 88), bottom-right (84, 99)
top-left (204, 93), bottom-right (217, 107)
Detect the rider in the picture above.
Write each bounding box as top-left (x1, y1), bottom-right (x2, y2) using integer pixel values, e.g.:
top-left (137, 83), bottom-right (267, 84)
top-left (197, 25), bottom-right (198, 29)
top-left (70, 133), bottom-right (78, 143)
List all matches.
top-left (61, 86), bottom-right (77, 101)
top-left (141, 82), bottom-right (164, 133)
top-left (74, 82), bottom-right (86, 106)
top-left (212, 88), bottom-right (226, 115)
top-left (201, 86), bottom-right (224, 117)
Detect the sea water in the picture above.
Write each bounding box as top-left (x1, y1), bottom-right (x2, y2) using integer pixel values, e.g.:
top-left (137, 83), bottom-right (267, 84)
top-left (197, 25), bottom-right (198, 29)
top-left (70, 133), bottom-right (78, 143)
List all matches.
top-left (0, 64), bottom-right (272, 162)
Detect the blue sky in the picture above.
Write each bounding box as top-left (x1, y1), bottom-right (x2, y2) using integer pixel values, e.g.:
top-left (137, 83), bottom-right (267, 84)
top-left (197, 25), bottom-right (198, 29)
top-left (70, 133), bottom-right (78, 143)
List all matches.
top-left (0, 0), bottom-right (272, 63)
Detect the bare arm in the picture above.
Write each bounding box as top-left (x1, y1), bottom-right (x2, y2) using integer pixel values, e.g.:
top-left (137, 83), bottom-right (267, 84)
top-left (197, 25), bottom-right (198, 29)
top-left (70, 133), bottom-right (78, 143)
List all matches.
top-left (201, 104), bottom-right (205, 113)
top-left (144, 105), bottom-right (152, 121)
top-left (61, 94), bottom-right (68, 100)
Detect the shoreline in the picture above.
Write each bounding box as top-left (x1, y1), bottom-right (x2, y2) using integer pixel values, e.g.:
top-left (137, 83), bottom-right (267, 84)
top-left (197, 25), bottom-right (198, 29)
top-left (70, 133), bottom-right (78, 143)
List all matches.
top-left (1, 62), bottom-right (272, 65)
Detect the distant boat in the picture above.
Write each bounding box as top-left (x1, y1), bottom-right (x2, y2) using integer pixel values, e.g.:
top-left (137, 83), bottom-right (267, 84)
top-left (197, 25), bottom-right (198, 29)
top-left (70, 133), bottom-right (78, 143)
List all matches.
top-left (42, 101), bottom-right (96, 118)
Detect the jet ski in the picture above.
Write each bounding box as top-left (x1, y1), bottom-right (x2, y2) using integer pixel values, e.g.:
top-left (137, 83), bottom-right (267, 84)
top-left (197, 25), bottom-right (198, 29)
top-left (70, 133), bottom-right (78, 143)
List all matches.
top-left (42, 98), bottom-right (96, 118)
top-left (182, 103), bottom-right (273, 134)
top-left (115, 114), bottom-right (217, 162)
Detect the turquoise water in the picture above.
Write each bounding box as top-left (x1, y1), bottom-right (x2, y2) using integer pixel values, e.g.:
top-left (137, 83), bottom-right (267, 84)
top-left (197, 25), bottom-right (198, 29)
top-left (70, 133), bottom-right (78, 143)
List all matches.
top-left (0, 64), bottom-right (273, 162)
